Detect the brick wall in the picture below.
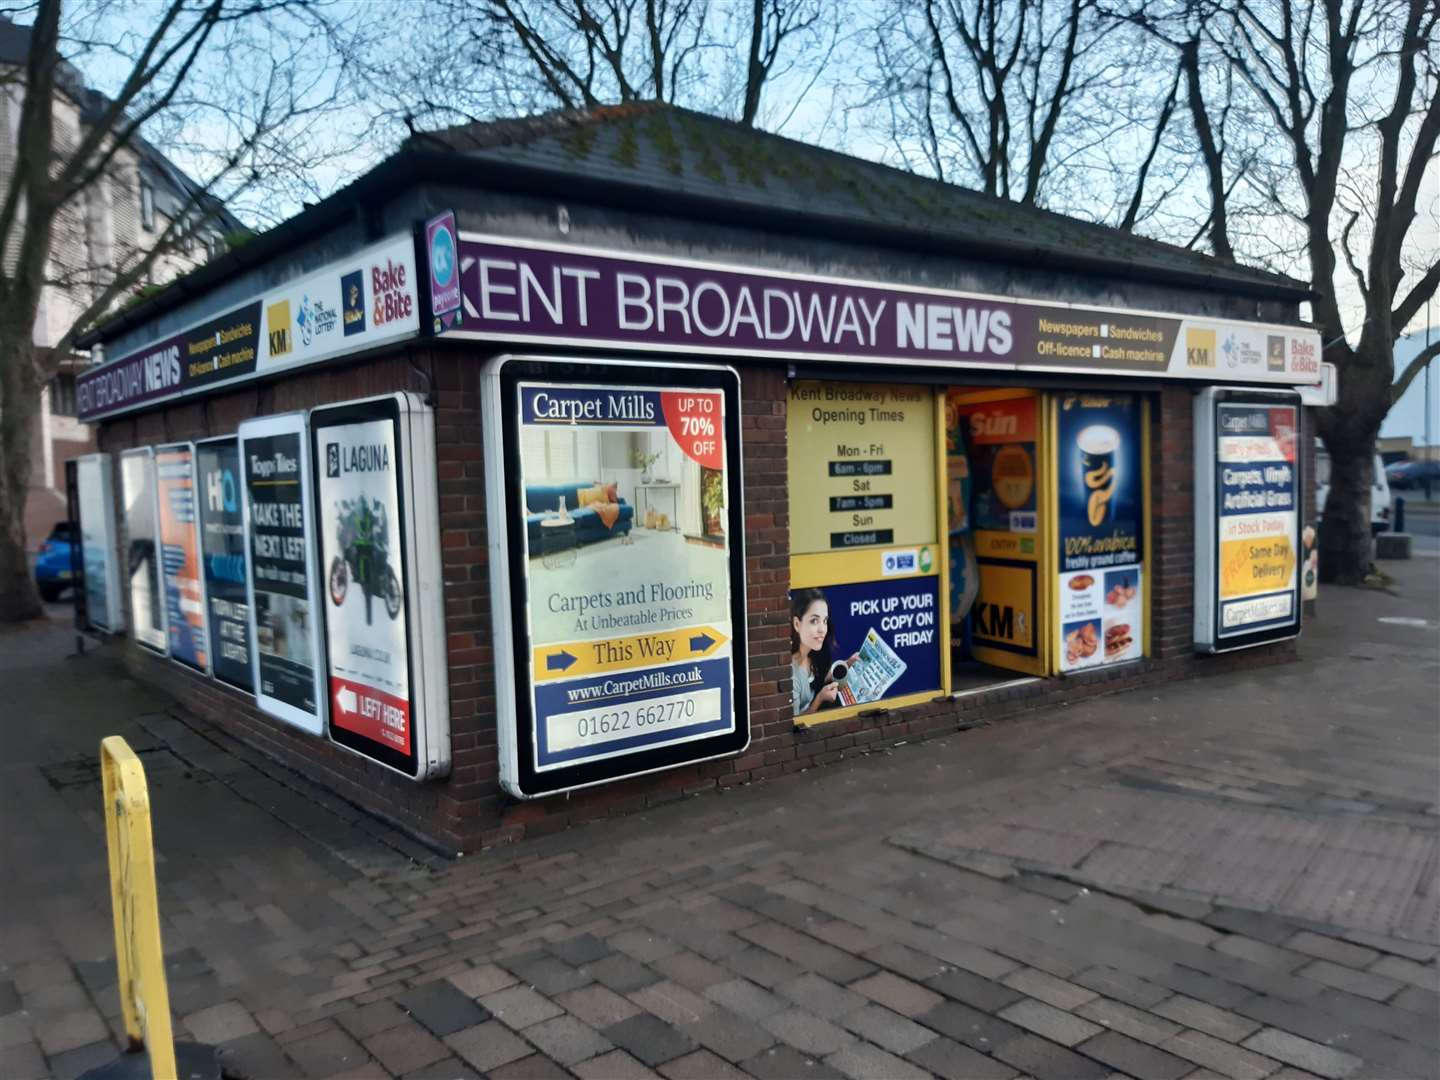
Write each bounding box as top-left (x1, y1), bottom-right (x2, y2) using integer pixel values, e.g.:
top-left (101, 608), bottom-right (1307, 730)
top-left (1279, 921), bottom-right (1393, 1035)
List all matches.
top-left (99, 353), bottom-right (1295, 853)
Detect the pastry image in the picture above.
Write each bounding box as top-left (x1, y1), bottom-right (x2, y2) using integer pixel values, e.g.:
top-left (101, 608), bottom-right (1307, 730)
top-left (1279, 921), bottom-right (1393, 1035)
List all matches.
top-left (1064, 621), bottom-right (1099, 664)
top-left (1104, 620), bottom-right (1133, 657)
top-left (1069, 574), bottom-right (1094, 591)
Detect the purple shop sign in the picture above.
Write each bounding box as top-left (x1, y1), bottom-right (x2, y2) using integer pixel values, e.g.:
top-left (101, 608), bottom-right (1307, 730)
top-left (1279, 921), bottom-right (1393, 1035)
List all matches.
top-left (426, 211), bottom-right (462, 330)
top-left (452, 236), bottom-right (1182, 373)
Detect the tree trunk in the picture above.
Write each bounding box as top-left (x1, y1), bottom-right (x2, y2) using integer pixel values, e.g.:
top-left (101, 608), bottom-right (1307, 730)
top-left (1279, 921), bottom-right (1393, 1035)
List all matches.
top-left (0, 341), bottom-right (45, 622)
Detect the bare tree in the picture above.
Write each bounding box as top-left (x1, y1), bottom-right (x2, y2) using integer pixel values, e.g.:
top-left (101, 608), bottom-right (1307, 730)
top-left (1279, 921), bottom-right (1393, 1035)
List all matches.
top-left (0, 0), bottom-right (353, 622)
top-left (348, 0), bottom-right (835, 137)
top-left (1193, 0), bottom-right (1440, 583)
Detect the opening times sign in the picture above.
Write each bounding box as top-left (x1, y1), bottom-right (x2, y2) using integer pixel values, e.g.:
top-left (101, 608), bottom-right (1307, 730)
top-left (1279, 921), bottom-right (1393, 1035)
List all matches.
top-left (486, 359), bottom-right (748, 798)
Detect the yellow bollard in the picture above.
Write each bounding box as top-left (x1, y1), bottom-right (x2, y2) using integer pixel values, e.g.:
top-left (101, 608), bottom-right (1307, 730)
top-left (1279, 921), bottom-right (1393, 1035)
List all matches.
top-left (101, 736), bottom-right (177, 1079)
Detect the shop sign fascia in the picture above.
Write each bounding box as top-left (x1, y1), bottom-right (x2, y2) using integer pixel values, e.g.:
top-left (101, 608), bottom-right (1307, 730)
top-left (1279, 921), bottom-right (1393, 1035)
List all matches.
top-left (482, 355), bottom-right (750, 799)
top-left (1193, 387), bottom-right (1302, 652)
top-left (76, 234), bottom-right (421, 423)
top-left (310, 393), bottom-right (451, 781)
top-left (443, 232), bottom-right (1320, 386)
top-left (76, 453), bottom-right (123, 634)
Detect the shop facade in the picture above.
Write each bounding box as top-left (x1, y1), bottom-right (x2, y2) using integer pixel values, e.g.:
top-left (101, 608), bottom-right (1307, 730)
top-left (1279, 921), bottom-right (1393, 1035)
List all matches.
top-left (72, 107), bottom-right (1328, 852)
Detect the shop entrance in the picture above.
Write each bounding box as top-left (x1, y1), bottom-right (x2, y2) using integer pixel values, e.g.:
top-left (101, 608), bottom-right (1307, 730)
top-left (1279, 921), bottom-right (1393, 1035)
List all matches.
top-left (946, 388), bottom-right (1048, 688)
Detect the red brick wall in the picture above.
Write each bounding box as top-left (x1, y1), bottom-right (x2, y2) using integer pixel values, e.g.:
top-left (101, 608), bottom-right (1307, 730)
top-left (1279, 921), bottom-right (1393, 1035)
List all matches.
top-left (99, 354), bottom-right (1295, 853)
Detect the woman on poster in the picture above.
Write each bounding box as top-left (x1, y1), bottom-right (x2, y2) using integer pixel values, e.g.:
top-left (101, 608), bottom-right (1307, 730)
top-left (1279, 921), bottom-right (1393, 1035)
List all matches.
top-left (790, 589), bottom-right (860, 716)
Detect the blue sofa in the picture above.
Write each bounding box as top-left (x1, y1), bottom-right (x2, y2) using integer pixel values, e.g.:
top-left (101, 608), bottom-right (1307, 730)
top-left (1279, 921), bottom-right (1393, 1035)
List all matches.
top-left (525, 482), bottom-right (634, 551)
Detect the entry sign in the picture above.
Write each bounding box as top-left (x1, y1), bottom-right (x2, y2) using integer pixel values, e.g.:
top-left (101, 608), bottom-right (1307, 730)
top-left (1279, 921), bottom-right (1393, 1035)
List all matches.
top-left (483, 357), bottom-right (749, 799)
top-left (1194, 387), bottom-right (1302, 651)
top-left (239, 413), bottom-right (326, 735)
top-left (312, 394), bottom-right (450, 781)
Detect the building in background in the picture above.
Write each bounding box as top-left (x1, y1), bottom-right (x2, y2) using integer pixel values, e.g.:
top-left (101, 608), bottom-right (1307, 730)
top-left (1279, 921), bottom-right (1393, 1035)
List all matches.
top-left (1, 15), bottom-right (242, 555)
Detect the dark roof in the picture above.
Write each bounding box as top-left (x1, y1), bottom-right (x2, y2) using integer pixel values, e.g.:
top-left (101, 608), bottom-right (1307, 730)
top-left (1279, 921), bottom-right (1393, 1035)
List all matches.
top-left (84, 101), bottom-right (1311, 348)
top-left (410, 103), bottom-right (1309, 298)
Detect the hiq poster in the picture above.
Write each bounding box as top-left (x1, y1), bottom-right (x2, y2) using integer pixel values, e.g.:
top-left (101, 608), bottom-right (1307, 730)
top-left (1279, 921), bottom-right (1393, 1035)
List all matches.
top-left (196, 439), bottom-right (253, 691)
top-left (156, 445), bottom-right (208, 671)
top-left (1055, 394), bottom-right (1144, 672)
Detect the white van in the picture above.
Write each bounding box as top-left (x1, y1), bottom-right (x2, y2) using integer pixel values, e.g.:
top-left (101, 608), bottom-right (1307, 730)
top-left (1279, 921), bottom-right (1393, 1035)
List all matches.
top-left (1315, 441), bottom-right (1391, 534)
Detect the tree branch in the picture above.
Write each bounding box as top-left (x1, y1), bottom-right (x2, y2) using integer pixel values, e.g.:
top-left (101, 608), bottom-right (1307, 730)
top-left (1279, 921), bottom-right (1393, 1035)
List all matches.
top-left (1392, 338), bottom-right (1440, 405)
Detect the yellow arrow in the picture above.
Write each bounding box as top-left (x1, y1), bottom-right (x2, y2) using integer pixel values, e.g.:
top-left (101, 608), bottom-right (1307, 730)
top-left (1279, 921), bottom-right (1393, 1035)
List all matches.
top-left (533, 625), bottom-right (729, 682)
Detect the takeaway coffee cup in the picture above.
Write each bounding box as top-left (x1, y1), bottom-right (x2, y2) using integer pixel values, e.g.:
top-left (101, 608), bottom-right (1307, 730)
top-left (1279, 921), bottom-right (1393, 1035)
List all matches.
top-left (1078, 424), bottom-right (1119, 526)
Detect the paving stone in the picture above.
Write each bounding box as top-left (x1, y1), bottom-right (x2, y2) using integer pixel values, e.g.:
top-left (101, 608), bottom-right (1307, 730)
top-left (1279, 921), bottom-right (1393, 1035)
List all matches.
top-left (1075, 997), bottom-right (1182, 1044)
top-left (629, 980), bottom-right (713, 1026)
top-left (848, 971), bottom-right (944, 1017)
top-left (444, 1020), bottom-right (535, 1073)
top-left (1002, 967), bottom-right (1100, 1010)
top-left (722, 946), bottom-right (802, 989)
top-left (1296, 960), bottom-right (1402, 1002)
top-left (480, 985), bottom-right (564, 1030)
top-left (14, 961), bottom-right (72, 995)
top-left (0, 1011), bottom-right (34, 1050)
top-left (776, 973), bottom-right (867, 1021)
top-left (1283, 932), bottom-right (1380, 970)
top-left (336, 1000), bottom-right (410, 1041)
top-left (1366, 954), bottom-right (1438, 989)
top-left (1241, 1028), bottom-right (1363, 1079)
top-left (363, 1021), bottom-right (451, 1074)
top-left (861, 942), bottom-right (947, 981)
top-left (1161, 964), bottom-right (1253, 1009)
top-left (573, 1049), bottom-right (662, 1079)
top-left (556, 984), bottom-right (643, 1028)
top-left (282, 1024), bottom-right (370, 1078)
top-left (1204, 909), bottom-right (1303, 947)
top-left (653, 951), bottom-right (730, 992)
top-left (1391, 984), bottom-right (1440, 1017)
top-left (399, 979), bottom-right (493, 1036)
top-left (812, 921), bottom-right (887, 954)
top-left (737, 922), bottom-right (875, 983)
top-left (1078, 1029), bottom-right (1195, 1080)
top-left (0, 1038), bottom-right (50, 1080)
top-left (839, 1003), bottom-right (935, 1055)
top-left (25, 981), bottom-right (89, 1015)
top-left (33, 1007), bottom-right (110, 1057)
top-left (608, 930), bottom-right (680, 964)
top-left (215, 1030), bottom-right (292, 1079)
top-left (905, 1035), bottom-right (1019, 1079)
top-left (399, 1057), bottom-right (482, 1079)
top-left (919, 999), bottom-right (1025, 1053)
top-left (587, 954), bottom-right (662, 994)
top-left (740, 1044), bottom-right (845, 1080)
top-left (180, 1000), bottom-right (259, 1045)
top-left (523, 1014), bottom-right (613, 1064)
top-left (760, 1008), bottom-right (855, 1056)
top-left (682, 1004), bottom-right (776, 1063)
top-left (925, 966), bottom-right (1024, 1013)
top-left (447, 964), bottom-right (517, 1000)
top-left (505, 952), bottom-right (592, 995)
top-left (997, 997), bottom-right (1103, 1047)
top-left (1236, 989), bottom-right (1433, 1078)
top-left (1215, 935), bottom-right (1308, 971)
top-left (658, 1048), bottom-right (750, 1079)
top-left (824, 1040), bottom-right (933, 1080)
top-left (488, 1053), bottom-right (573, 1080)
top-left (1072, 965), bottom-right (1171, 1009)
top-left (1339, 929), bottom-right (1437, 962)
top-left (44, 1038), bottom-right (118, 1078)
top-left (1144, 914), bottom-right (1224, 946)
top-left (0, 982), bottom-right (21, 1015)
top-left (604, 1013), bottom-right (697, 1066)
top-left (1161, 1028), bottom-right (1280, 1080)
top-left (993, 1033), bottom-right (1110, 1080)
top-left (1152, 994), bottom-right (1261, 1042)
top-left (549, 934), bottom-right (613, 967)
top-left (703, 978), bottom-right (786, 1022)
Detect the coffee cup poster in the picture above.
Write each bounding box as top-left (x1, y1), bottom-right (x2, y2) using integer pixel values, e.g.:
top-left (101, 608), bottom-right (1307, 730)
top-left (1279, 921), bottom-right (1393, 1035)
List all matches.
top-left (1055, 394), bottom-right (1144, 672)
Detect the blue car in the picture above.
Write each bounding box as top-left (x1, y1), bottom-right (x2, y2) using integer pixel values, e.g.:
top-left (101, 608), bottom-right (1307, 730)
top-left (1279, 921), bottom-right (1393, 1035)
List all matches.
top-left (34, 521), bottom-right (76, 601)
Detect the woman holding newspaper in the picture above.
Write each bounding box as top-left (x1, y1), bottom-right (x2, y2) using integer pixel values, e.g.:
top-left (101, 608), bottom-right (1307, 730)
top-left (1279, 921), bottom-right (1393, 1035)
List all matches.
top-left (790, 589), bottom-right (859, 716)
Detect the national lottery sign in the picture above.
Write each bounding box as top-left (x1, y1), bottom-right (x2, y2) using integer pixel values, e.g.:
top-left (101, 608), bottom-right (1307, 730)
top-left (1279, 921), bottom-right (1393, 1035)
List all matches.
top-left (1194, 388), bottom-right (1302, 651)
top-left (483, 357), bottom-right (749, 799)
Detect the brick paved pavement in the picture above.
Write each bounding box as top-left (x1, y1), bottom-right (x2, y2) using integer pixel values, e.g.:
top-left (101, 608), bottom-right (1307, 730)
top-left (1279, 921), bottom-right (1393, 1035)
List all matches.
top-left (1, 560), bottom-right (1436, 1079)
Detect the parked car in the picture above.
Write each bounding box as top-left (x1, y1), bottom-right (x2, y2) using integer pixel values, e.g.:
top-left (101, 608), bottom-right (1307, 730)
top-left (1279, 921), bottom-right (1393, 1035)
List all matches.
top-left (1315, 443), bottom-right (1391, 534)
top-left (1386, 458), bottom-right (1440, 494)
top-left (33, 521), bottom-right (77, 601)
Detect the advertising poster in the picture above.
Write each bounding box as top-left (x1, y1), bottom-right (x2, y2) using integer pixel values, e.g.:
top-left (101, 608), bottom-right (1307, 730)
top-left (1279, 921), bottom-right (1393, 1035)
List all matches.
top-left (1055, 394), bottom-right (1144, 672)
top-left (316, 415), bottom-right (413, 759)
top-left (120, 449), bottom-right (166, 651)
top-left (1215, 401), bottom-right (1299, 635)
top-left (788, 382), bottom-right (942, 720)
top-left (947, 392), bottom-right (1042, 671)
top-left (242, 426), bottom-right (323, 731)
top-left (155, 445), bottom-right (208, 671)
top-left (76, 455), bottom-right (121, 632)
top-left (516, 381), bottom-right (737, 773)
top-left (195, 439), bottom-right (253, 691)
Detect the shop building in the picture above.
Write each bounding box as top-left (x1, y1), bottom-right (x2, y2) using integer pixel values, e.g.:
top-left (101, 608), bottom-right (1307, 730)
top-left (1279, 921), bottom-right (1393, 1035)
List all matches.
top-left (72, 104), bottom-right (1327, 853)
